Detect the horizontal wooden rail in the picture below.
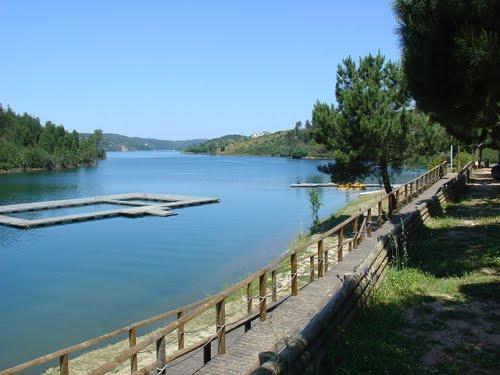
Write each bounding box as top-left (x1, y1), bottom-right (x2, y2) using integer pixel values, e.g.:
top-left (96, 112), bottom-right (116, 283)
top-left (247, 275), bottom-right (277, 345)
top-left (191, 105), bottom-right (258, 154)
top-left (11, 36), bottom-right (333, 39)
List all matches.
top-left (1, 160), bottom-right (471, 375)
top-left (0, 297), bottom-right (212, 375)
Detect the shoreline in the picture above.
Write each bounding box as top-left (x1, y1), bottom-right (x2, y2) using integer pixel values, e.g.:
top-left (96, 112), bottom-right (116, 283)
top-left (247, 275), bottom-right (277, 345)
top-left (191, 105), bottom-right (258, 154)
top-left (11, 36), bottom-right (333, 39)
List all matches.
top-left (0, 160), bottom-right (102, 175)
top-left (181, 150), bottom-right (334, 161)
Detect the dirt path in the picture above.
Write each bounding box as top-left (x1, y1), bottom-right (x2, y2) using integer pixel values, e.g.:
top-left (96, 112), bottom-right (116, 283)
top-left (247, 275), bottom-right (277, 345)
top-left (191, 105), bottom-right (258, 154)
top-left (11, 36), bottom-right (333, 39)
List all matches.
top-left (410, 169), bottom-right (500, 373)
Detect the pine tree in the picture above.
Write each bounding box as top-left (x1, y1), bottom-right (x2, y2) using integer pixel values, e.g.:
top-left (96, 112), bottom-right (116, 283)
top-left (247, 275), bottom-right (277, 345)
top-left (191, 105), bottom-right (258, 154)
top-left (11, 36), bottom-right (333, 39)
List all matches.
top-left (394, 0), bottom-right (500, 148)
top-left (312, 53), bottom-right (447, 207)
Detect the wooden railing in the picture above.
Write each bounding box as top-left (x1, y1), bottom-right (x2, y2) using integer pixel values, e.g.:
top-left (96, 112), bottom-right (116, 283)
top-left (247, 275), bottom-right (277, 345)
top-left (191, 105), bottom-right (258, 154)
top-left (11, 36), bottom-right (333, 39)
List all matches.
top-left (1, 160), bottom-right (467, 375)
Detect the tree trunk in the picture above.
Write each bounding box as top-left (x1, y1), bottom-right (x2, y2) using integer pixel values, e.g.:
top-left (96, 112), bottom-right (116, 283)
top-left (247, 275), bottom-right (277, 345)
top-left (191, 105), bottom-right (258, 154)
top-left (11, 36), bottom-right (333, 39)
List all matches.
top-left (380, 164), bottom-right (396, 213)
top-left (380, 164), bottom-right (392, 194)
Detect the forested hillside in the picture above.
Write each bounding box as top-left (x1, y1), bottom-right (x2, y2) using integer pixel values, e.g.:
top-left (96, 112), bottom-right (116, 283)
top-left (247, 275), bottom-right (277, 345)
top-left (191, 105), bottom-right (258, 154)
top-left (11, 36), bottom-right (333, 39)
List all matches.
top-left (183, 134), bottom-right (248, 154)
top-left (0, 104), bottom-right (105, 171)
top-left (87, 133), bottom-right (207, 151)
top-left (184, 123), bottom-right (330, 158)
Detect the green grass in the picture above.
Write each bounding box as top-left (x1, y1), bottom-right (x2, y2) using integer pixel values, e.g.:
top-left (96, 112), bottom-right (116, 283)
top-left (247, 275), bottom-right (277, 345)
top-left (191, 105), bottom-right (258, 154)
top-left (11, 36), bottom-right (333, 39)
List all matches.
top-left (314, 180), bottom-right (500, 374)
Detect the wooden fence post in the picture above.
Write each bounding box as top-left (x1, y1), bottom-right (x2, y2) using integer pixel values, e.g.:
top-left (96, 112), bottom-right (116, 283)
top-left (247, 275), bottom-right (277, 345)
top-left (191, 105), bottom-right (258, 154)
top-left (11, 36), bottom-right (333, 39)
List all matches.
top-left (377, 201), bottom-right (383, 227)
top-left (204, 341), bottom-right (211, 364)
top-left (177, 310), bottom-right (185, 350)
top-left (128, 328), bottom-right (137, 372)
top-left (324, 245), bottom-right (329, 273)
top-left (337, 226), bottom-right (344, 262)
top-left (216, 299), bottom-right (226, 355)
top-left (271, 270), bottom-right (277, 302)
top-left (309, 255), bottom-right (315, 282)
top-left (259, 273), bottom-right (267, 321)
top-left (245, 282), bottom-right (252, 332)
top-left (317, 240), bottom-right (324, 278)
top-left (367, 208), bottom-right (372, 237)
top-left (156, 336), bottom-right (166, 374)
top-left (291, 252), bottom-right (298, 295)
top-left (353, 216), bottom-right (359, 248)
top-left (59, 354), bottom-right (68, 375)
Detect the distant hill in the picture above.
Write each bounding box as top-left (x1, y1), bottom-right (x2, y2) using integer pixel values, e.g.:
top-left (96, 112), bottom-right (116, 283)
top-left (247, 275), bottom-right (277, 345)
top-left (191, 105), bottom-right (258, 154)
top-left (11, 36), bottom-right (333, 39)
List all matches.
top-left (83, 133), bottom-right (207, 151)
top-left (183, 134), bottom-right (248, 154)
top-left (183, 129), bottom-right (330, 159)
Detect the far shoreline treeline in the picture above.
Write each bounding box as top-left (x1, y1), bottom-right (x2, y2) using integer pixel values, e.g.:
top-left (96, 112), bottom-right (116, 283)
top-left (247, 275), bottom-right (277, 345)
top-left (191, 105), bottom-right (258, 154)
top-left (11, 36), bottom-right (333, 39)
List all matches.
top-left (0, 104), bottom-right (105, 172)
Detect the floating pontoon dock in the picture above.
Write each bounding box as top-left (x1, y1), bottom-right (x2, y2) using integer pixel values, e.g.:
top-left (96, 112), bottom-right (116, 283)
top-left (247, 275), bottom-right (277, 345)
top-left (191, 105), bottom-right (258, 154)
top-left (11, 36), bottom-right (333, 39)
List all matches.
top-left (0, 193), bottom-right (219, 229)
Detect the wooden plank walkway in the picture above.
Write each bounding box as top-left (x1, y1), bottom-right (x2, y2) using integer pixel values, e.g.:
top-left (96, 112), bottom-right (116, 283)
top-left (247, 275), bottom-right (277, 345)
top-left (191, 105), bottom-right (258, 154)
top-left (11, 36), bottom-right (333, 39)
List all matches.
top-left (0, 193), bottom-right (219, 229)
top-left (183, 174), bottom-right (455, 374)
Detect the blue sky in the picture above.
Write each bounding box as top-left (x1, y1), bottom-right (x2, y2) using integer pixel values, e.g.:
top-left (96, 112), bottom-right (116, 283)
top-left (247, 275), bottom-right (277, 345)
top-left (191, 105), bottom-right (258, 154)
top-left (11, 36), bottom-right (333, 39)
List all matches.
top-left (0, 1), bottom-right (400, 139)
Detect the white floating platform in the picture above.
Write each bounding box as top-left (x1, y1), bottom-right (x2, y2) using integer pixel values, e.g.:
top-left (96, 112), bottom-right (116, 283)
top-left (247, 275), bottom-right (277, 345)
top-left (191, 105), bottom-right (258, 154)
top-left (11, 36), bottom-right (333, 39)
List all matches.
top-left (0, 193), bottom-right (219, 229)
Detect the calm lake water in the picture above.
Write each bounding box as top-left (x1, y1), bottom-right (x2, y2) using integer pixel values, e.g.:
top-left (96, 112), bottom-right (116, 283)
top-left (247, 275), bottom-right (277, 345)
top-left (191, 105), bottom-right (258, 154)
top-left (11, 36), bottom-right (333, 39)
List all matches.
top-left (0, 151), bottom-right (419, 369)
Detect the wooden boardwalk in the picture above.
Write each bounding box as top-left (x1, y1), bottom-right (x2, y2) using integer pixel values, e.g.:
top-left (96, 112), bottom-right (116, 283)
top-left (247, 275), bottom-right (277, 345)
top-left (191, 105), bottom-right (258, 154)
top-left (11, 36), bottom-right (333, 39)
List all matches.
top-left (0, 193), bottom-right (219, 229)
top-left (192, 173), bottom-right (456, 374)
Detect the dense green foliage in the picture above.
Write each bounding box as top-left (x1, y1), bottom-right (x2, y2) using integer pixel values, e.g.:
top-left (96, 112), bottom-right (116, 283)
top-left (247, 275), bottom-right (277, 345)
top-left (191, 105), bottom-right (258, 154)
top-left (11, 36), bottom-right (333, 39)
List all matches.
top-left (394, 0), bottom-right (500, 148)
top-left (90, 133), bottom-right (207, 151)
top-left (483, 147), bottom-right (500, 163)
top-left (0, 104), bottom-right (105, 171)
top-left (312, 53), bottom-right (450, 193)
top-left (184, 125), bottom-right (329, 159)
top-left (183, 134), bottom-right (248, 154)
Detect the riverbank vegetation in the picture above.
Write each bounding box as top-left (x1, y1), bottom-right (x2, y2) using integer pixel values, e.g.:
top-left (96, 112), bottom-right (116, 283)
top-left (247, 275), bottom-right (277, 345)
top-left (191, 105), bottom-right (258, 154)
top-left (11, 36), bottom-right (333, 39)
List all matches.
top-left (0, 104), bottom-right (105, 171)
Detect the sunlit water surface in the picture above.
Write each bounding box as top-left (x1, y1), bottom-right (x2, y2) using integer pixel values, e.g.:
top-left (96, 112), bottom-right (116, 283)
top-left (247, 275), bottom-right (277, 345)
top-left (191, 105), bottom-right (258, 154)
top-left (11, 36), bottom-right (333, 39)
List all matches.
top-left (0, 151), bottom-right (420, 369)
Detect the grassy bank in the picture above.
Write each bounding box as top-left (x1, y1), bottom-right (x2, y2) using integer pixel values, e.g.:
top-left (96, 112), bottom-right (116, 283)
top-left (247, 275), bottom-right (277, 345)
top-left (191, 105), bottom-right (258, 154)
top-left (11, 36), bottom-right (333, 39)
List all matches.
top-left (317, 172), bottom-right (500, 374)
